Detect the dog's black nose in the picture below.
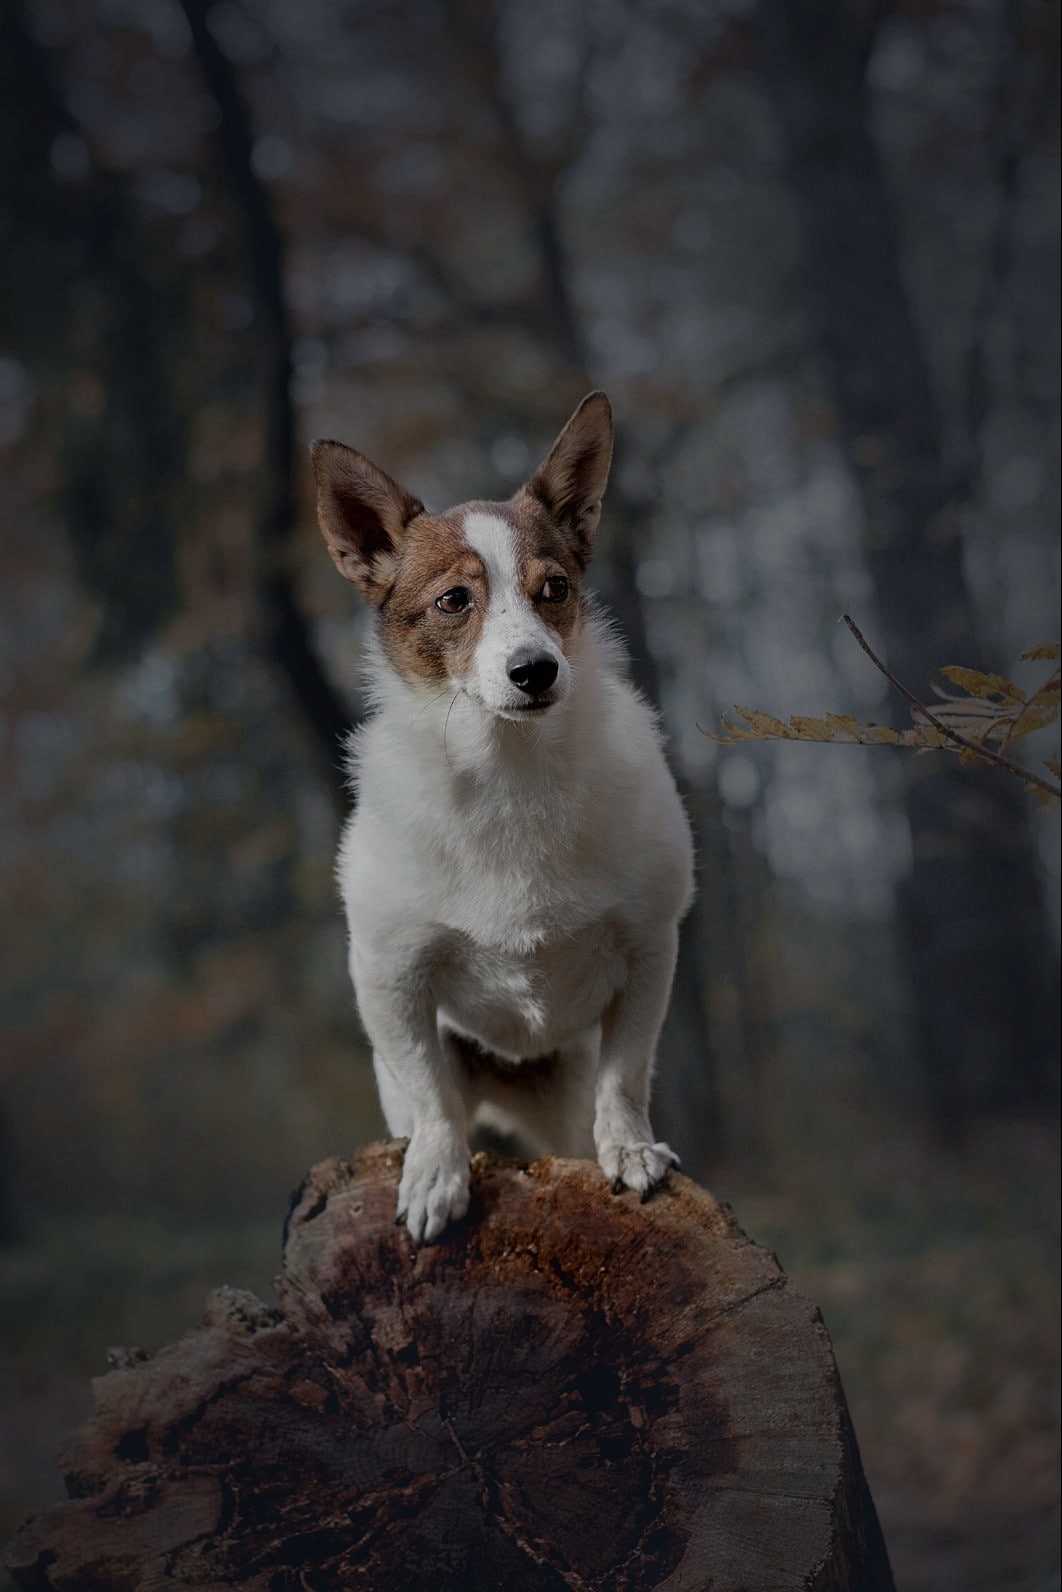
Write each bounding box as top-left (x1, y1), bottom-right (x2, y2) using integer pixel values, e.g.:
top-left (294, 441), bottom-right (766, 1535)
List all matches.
top-left (508, 651), bottom-right (559, 696)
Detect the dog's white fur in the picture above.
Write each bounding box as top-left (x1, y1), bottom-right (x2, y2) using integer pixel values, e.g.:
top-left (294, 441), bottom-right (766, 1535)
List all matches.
top-left (314, 396), bottom-right (694, 1243)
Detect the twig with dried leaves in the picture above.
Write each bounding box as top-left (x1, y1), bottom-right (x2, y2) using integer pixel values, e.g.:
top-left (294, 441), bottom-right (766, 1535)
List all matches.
top-left (706, 616), bottom-right (1060, 808)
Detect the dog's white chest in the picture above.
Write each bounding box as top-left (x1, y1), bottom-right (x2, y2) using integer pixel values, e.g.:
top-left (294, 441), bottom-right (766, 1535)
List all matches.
top-left (437, 919), bottom-right (627, 1058)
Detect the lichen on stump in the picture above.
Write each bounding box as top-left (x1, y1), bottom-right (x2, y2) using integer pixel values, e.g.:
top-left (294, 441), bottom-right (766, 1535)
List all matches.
top-left (5, 1144), bottom-right (894, 1590)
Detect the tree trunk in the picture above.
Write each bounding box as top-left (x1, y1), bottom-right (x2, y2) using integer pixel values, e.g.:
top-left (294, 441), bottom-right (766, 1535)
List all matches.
top-left (6, 1145), bottom-right (894, 1591)
top-left (0, 0), bottom-right (184, 662)
top-left (756, 0), bottom-right (1059, 1127)
top-left (179, 0), bottom-right (353, 808)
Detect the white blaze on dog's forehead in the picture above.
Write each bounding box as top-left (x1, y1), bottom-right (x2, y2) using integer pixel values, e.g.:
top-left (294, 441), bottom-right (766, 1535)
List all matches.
top-left (462, 510), bottom-right (521, 602)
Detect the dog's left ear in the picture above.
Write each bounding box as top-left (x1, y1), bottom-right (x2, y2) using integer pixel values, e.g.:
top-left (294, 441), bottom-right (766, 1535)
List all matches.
top-left (525, 391), bottom-right (613, 565)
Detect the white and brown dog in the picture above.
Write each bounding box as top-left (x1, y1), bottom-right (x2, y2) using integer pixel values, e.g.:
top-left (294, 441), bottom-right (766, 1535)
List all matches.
top-left (311, 393), bottom-right (694, 1243)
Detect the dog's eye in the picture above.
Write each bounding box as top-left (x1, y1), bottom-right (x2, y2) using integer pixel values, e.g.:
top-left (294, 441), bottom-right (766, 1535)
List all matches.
top-left (541, 575), bottom-right (569, 603)
top-left (435, 587), bottom-right (472, 615)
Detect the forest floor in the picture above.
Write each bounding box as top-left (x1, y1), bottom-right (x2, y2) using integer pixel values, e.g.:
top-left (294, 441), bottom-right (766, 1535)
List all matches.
top-left (0, 1112), bottom-right (1058, 1591)
top-left (723, 1115), bottom-right (1060, 1592)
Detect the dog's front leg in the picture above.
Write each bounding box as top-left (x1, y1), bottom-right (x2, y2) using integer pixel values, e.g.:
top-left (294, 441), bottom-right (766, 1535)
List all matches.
top-left (355, 962), bottom-right (469, 1244)
top-left (595, 926), bottom-right (681, 1200)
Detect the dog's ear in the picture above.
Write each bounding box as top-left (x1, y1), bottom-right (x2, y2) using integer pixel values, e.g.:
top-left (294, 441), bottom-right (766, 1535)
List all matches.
top-left (310, 439), bottom-right (424, 604)
top-left (525, 391), bottom-right (613, 565)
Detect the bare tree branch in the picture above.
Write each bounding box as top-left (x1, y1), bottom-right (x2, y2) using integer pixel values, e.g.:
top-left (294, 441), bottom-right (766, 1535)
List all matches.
top-left (843, 614), bottom-right (1061, 800)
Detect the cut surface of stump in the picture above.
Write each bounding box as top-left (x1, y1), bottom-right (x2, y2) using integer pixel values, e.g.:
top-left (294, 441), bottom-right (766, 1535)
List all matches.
top-left (5, 1144), bottom-right (894, 1590)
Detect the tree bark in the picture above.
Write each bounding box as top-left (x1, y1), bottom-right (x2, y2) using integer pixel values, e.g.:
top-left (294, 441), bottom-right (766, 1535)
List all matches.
top-left (6, 1145), bottom-right (894, 1591)
top-left (755, 0), bottom-right (1059, 1126)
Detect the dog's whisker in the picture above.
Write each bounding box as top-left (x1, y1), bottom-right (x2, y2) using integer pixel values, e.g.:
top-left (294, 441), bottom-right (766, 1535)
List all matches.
top-left (442, 691), bottom-right (461, 770)
top-left (411, 687), bottom-right (453, 725)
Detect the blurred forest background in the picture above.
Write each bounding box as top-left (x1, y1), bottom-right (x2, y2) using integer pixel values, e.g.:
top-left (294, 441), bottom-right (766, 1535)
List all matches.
top-left (1, 0), bottom-right (1059, 1587)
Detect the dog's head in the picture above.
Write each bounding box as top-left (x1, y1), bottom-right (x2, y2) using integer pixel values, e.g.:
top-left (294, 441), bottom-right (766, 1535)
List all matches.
top-left (311, 393), bottom-right (613, 720)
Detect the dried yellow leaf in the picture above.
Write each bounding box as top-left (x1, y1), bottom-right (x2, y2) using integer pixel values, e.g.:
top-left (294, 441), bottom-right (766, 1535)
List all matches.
top-left (705, 716), bottom-right (747, 745)
top-left (938, 665), bottom-right (1025, 703)
top-left (903, 726), bottom-right (949, 750)
top-left (825, 713), bottom-right (865, 738)
top-left (706, 708), bottom-right (795, 744)
top-left (928, 707), bottom-right (1003, 740)
top-left (1011, 703), bottom-right (1060, 736)
top-left (734, 707), bottom-right (797, 739)
top-left (789, 715), bottom-right (836, 742)
top-left (1024, 677), bottom-right (1060, 708)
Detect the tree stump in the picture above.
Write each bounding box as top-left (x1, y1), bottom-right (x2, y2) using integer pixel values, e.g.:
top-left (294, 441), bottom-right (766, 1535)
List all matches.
top-left (5, 1144), bottom-right (894, 1590)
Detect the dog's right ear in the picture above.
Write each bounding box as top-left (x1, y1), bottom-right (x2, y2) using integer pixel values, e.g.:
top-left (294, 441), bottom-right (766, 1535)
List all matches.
top-left (310, 439), bottom-right (424, 605)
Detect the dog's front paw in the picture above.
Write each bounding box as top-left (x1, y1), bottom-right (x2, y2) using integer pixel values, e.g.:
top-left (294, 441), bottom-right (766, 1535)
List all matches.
top-left (396, 1131), bottom-right (470, 1245)
top-left (598, 1140), bottom-right (680, 1202)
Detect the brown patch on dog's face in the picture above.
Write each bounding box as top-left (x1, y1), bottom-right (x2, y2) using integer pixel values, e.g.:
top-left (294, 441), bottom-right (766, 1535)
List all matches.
top-left (378, 511), bottom-right (487, 685)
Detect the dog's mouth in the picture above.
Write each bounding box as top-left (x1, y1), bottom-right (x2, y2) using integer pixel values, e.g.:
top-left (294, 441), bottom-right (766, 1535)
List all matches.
top-left (493, 694), bottom-right (559, 721)
top-left (458, 678), bottom-right (568, 722)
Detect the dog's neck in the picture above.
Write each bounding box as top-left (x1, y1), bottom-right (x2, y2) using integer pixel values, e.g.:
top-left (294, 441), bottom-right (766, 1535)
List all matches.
top-left (359, 612), bottom-right (621, 846)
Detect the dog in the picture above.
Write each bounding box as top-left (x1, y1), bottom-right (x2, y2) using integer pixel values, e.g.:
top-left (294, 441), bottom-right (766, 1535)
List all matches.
top-left (311, 392), bottom-right (694, 1243)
